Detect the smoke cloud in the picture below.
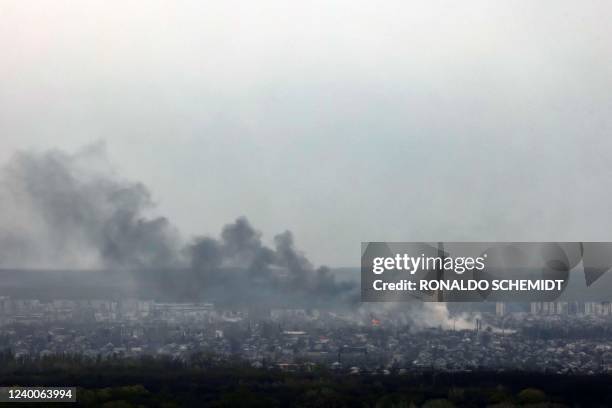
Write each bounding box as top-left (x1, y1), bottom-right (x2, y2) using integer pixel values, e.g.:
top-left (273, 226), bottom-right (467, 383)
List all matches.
top-left (0, 143), bottom-right (180, 270)
top-left (187, 217), bottom-right (356, 306)
top-left (0, 144), bottom-right (356, 307)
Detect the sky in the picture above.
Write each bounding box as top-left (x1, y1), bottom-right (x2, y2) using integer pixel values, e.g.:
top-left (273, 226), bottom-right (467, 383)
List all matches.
top-left (1, 0), bottom-right (611, 267)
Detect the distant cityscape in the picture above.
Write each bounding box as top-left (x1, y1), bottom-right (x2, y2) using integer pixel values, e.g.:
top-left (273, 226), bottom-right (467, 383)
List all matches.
top-left (2, 297), bottom-right (612, 375)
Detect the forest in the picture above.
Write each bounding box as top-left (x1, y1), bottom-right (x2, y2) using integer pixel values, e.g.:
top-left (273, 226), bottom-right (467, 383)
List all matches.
top-left (0, 351), bottom-right (611, 407)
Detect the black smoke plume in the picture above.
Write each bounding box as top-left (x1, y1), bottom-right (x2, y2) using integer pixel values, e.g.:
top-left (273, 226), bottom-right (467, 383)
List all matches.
top-left (188, 217), bottom-right (356, 306)
top-left (0, 144), bottom-right (356, 307)
top-left (0, 143), bottom-right (180, 270)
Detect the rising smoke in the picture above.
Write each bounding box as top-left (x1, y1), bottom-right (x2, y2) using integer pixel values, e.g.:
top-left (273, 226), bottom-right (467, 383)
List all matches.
top-left (0, 143), bottom-right (180, 270)
top-left (0, 144), bottom-right (463, 327)
top-left (0, 144), bottom-right (356, 307)
top-left (187, 217), bottom-right (356, 306)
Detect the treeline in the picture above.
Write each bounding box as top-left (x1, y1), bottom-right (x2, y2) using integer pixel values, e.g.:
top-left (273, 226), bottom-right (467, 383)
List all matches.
top-left (0, 352), bottom-right (612, 407)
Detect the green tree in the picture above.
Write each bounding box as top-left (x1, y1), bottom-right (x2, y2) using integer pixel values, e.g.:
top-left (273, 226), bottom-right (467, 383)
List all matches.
top-left (517, 388), bottom-right (547, 404)
top-left (422, 399), bottom-right (455, 408)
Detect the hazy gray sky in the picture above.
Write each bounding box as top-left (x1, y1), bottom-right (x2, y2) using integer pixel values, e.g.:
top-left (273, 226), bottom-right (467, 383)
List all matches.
top-left (1, 0), bottom-right (611, 266)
